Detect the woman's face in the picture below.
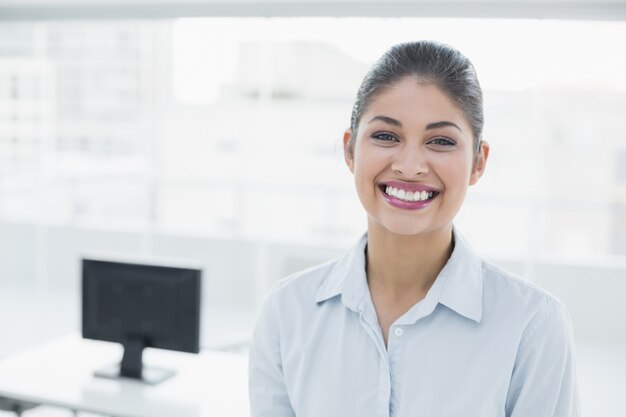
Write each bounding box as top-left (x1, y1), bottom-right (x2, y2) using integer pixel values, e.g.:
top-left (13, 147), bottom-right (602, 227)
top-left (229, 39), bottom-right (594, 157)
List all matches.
top-left (344, 77), bottom-right (489, 237)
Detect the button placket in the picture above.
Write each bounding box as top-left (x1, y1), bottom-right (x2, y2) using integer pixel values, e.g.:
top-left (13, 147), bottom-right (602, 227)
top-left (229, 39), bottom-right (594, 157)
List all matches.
top-left (388, 326), bottom-right (404, 417)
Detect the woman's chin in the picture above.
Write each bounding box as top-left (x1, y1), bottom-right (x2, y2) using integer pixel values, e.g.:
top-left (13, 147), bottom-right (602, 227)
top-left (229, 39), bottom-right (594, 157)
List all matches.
top-left (369, 216), bottom-right (437, 237)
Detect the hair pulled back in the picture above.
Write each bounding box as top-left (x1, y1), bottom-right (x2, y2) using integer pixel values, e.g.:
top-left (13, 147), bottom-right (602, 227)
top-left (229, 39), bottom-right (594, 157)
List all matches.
top-left (349, 41), bottom-right (484, 154)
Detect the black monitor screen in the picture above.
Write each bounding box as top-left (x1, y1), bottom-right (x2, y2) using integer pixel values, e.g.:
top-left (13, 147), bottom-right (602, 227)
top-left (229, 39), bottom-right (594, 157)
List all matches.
top-left (82, 257), bottom-right (202, 383)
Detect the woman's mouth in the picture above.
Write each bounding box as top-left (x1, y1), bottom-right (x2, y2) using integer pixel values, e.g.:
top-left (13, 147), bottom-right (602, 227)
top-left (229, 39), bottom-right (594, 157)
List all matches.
top-left (378, 183), bottom-right (439, 210)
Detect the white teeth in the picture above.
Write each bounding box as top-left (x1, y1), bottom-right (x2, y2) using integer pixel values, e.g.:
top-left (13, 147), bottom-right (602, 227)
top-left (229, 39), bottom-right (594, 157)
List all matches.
top-left (384, 186), bottom-right (435, 202)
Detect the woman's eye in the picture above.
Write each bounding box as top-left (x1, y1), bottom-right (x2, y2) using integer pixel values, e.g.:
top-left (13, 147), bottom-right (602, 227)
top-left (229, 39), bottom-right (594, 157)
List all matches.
top-left (372, 132), bottom-right (398, 142)
top-left (428, 137), bottom-right (456, 146)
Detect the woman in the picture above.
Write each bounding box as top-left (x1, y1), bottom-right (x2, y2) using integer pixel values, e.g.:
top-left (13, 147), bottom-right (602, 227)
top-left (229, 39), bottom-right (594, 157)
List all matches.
top-left (249, 41), bottom-right (580, 417)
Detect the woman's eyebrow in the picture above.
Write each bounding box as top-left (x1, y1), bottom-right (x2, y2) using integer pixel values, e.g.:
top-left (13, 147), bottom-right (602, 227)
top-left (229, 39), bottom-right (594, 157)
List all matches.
top-left (426, 120), bottom-right (463, 132)
top-left (367, 116), bottom-right (463, 132)
top-left (368, 115), bottom-right (402, 127)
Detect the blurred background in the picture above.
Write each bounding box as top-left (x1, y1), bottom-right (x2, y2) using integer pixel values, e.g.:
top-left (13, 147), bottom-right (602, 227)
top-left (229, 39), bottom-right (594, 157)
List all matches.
top-left (1, 0), bottom-right (625, 415)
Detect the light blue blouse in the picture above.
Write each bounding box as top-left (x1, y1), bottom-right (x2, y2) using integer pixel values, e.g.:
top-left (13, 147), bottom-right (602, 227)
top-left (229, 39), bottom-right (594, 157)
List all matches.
top-left (249, 229), bottom-right (580, 417)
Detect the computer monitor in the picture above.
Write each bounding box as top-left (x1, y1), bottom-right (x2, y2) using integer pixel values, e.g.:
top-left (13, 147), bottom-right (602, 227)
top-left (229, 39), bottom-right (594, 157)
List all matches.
top-left (82, 256), bottom-right (202, 385)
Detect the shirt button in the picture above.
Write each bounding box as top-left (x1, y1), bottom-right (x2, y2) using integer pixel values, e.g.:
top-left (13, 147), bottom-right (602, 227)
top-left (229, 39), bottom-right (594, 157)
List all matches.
top-left (394, 328), bottom-right (404, 337)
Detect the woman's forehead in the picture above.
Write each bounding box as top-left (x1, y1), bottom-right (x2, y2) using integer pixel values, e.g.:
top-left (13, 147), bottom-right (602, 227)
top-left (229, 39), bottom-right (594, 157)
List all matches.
top-left (363, 80), bottom-right (470, 130)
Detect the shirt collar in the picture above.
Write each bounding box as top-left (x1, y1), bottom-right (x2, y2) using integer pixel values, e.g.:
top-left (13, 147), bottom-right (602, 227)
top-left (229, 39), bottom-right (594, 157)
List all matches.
top-left (315, 233), bottom-right (368, 310)
top-left (315, 227), bottom-right (484, 323)
top-left (437, 228), bottom-right (484, 323)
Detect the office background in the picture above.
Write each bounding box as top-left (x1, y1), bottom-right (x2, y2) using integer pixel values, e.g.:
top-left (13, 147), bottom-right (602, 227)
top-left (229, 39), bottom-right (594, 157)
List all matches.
top-left (1, 0), bottom-right (626, 415)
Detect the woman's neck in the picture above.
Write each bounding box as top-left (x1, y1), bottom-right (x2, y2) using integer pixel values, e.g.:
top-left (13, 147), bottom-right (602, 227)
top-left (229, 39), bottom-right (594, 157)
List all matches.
top-left (365, 221), bottom-right (454, 297)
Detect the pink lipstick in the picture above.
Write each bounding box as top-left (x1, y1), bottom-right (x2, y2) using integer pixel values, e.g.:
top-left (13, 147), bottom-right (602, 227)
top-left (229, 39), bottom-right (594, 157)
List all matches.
top-left (378, 181), bottom-right (439, 210)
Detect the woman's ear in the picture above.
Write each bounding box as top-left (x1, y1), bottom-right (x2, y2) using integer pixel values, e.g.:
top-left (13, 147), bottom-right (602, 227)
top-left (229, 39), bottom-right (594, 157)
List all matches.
top-left (343, 129), bottom-right (355, 173)
top-left (469, 141), bottom-right (490, 186)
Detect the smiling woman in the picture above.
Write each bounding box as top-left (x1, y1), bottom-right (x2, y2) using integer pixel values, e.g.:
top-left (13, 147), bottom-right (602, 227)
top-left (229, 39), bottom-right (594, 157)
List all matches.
top-left (249, 41), bottom-right (580, 417)
top-left (345, 79), bottom-right (486, 239)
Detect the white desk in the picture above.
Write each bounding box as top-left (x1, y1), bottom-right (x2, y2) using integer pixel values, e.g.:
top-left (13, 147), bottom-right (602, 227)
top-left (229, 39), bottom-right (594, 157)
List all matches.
top-left (0, 335), bottom-right (249, 417)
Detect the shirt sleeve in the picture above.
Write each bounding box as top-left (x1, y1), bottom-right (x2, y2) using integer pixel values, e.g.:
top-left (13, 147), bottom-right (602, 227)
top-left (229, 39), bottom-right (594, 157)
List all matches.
top-left (248, 289), bottom-right (296, 417)
top-left (505, 302), bottom-right (581, 417)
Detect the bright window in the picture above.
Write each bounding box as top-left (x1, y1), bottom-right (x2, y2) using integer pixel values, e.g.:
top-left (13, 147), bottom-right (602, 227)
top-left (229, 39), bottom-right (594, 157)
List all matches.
top-left (1, 18), bottom-right (625, 258)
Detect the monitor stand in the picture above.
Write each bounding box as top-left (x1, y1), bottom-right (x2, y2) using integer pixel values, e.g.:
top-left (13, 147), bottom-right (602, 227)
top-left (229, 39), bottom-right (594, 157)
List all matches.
top-left (94, 338), bottom-right (176, 385)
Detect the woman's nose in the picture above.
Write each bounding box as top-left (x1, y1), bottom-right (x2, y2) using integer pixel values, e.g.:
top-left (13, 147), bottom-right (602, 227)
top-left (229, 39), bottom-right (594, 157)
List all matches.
top-left (391, 145), bottom-right (429, 177)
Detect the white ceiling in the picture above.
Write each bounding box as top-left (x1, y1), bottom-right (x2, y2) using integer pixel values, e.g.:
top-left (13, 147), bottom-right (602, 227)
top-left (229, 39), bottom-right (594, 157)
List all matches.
top-left (0, 0), bottom-right (625, 20)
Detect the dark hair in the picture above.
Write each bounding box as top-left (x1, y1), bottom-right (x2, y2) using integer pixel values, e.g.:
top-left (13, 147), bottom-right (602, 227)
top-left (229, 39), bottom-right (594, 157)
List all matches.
top-left (349, 40), bottom-right (484, 154)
